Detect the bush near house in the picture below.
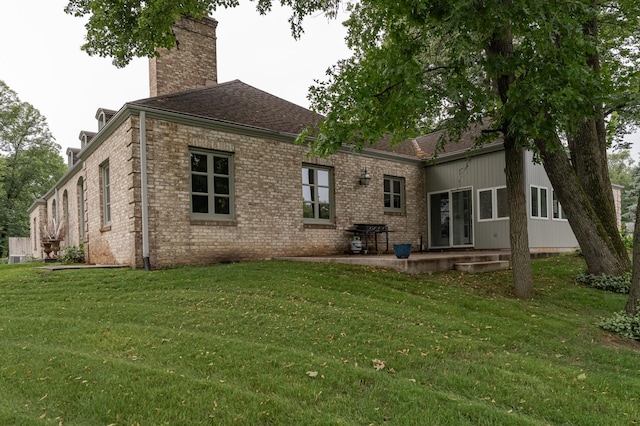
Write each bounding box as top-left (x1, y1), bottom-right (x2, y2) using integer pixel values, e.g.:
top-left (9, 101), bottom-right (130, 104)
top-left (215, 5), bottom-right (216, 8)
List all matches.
top-left (56, 244), bottom-right (85, 264)
top-left (0, 255), bottom-right (638, 425)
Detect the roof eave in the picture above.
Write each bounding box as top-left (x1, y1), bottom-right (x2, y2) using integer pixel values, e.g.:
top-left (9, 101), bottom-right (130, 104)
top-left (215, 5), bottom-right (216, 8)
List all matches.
top-left (27, 198), bottom-right (47, 214)
top-left (424, 141), bottom-right (504, 165)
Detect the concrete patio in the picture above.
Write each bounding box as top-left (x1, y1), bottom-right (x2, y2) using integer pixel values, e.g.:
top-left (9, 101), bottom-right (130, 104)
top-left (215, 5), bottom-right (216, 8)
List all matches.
top-left (278, 250), bottom-right (561, 275)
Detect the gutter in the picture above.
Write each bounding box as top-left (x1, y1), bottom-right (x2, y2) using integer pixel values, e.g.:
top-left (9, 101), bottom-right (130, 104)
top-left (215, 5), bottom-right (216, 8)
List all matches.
top-left (140, 111), bottom-right (151, 271)
top-left (130, 104), bottom-right (425, 165)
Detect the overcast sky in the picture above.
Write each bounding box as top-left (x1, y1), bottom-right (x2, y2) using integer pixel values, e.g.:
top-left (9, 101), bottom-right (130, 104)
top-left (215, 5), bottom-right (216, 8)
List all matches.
top-left (0, 1), bottom-right (351, 157)
top-left (1, 0), bottom-right (638, 162)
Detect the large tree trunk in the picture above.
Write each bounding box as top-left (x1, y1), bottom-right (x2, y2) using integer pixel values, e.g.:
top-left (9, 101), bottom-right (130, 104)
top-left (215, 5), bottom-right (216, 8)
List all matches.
top-left (567, 118), bottom-right (630, 273)
top-left (504, 140), bottom-right (533, 298)
top-left (565, 5), bottom-right (630, 273)
top-left (536, 138), bottom-right (627, 275)
top-left (487, 14), bottom-right (533, 298)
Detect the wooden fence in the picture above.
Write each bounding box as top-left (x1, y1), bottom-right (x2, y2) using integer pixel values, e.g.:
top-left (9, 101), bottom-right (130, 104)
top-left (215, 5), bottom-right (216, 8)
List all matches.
top-left (8, 237), bottom-right (31, 263)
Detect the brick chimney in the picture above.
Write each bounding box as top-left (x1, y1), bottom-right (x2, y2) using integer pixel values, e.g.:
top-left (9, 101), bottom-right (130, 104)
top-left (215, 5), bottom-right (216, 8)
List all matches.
top-left (149, 16), bottom-right (218, 97)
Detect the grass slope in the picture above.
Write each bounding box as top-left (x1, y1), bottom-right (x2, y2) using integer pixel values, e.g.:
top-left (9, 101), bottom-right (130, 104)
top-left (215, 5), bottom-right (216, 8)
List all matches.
top-left (0, 255), bottom-right (638, 425)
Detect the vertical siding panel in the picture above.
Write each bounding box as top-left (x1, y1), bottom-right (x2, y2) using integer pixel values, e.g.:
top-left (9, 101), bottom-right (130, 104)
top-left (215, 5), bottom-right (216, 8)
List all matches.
top-left (524, 151), bottom-right (579, 249)
top-left (426, 149), bottom-right (578, 251)
top-left (426, 149), bottom-right (511, 249)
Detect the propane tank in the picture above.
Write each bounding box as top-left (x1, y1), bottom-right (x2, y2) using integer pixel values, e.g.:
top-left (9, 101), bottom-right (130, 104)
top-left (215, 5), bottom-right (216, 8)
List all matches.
top-left (351, 236), bottom-right (362, 254)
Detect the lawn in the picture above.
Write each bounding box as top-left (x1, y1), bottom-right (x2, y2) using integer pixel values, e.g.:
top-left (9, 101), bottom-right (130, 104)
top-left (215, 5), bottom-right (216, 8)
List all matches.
top-left (0, 255), bottom-right (638, 425)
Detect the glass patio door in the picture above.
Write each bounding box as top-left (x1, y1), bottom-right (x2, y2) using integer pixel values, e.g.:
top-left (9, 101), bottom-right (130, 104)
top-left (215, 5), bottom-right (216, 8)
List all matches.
top-left (429, 189), bottom-right (473, 248)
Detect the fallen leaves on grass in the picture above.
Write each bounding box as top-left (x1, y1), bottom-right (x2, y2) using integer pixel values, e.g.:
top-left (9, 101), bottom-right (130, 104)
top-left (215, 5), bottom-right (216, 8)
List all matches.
top-left (372, 359), bottom-right (386, 371)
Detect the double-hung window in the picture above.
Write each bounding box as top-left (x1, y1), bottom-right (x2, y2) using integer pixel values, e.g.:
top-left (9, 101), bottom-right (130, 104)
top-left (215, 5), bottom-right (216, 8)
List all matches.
top-left (101, 161), bottom-right (111, 226)
top-left (302, 165), bottom-right (333, 223)
top-left (190, 149), bottom-right (234, 220)
top-left (530, 185), bottom-right (548, 219)
top-left (478, 187), bottom-right (508, 221)
top-left (384, 176), bottom-right (405, 213)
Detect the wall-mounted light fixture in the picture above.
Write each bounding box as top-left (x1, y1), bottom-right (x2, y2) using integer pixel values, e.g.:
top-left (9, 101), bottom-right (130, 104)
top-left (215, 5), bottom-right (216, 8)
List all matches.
top-left (359, 168), bottom-right (372, 186)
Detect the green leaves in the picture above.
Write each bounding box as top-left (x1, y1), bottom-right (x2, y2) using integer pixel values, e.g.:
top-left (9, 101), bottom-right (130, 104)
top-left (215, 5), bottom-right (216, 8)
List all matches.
top-left (64, 0), bottom-right (341, 67)
top-left (0, 80), bottom-right (65, 257)
top-left (66, 0), bottom-right (640, 154)
top-left (599, 310), bottom-right (640, 340)
top-left (65, 0), bottom-right (218, 67)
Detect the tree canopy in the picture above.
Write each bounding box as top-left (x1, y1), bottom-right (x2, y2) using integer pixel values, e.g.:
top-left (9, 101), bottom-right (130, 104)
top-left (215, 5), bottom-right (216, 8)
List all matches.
top-left (64, 0), bottom-right (341, 68)
top-left (0, 80), bottom-right (65, 258)
top-left (65, 1), bottom-right (640, 151)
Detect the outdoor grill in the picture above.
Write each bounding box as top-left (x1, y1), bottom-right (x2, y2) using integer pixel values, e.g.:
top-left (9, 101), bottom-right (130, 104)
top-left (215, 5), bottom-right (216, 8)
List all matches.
top-left (346, 223), bottom-right (390, 254)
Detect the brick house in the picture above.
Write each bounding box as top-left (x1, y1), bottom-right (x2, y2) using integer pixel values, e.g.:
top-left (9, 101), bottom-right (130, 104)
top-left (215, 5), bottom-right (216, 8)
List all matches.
top-left (28, 17), bottom-right (428, 268)
top-left (29, 16), bottom-right (616, 268)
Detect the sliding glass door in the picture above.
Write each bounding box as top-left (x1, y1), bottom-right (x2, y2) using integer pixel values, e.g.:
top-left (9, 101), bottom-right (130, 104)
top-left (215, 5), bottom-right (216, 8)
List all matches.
top-left (429, 189), bottom-right (473, 248)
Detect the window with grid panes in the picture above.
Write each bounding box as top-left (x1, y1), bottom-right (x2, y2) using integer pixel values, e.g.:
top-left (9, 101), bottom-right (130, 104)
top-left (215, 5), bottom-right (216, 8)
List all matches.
top-left (384, 176), bottom-right (404, 213)
top-left (302, 165), bottom-right (333, 223)
top-left (190, 149), bottom-right (234, 220)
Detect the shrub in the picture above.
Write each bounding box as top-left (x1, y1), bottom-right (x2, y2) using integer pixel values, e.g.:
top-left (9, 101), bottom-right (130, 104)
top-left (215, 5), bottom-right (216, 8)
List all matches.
top-left (576, 272), bottom-right (631, 294)
top-left (599, 311), bottom-right (640, 341)
top-left (57, 244), bottom-right (85, 264)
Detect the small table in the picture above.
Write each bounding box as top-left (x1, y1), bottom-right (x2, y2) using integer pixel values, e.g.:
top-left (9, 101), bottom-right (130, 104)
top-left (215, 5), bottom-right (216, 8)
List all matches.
top-left (346, 223), bottom-right (389, 254)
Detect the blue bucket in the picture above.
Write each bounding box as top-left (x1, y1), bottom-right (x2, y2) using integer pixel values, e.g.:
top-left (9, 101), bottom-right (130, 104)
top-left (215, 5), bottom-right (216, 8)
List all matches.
top-left (393, 243), bottom-right (412, 259)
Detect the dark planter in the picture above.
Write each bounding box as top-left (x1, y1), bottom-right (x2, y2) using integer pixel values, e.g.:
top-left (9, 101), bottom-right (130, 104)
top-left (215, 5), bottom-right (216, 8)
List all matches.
top-left (393, 243), bottom-right (412, 259)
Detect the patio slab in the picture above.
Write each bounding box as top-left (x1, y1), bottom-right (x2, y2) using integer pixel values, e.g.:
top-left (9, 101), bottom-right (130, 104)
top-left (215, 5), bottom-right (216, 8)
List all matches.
top-left (454, 260), bottom-right (510, 273)
top-left (278, 250), bottom-right (563, 275)
top-left (278, 250), bottom-right (515, 274)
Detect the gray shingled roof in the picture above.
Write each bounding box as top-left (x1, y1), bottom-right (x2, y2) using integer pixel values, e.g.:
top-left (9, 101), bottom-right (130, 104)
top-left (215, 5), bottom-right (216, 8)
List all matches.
top-left (131, 79), bottom-right (323, 135)
top-left (130, 79), bottom-right (500, 160)
top-left (369, 122), bottom-right (503, 159)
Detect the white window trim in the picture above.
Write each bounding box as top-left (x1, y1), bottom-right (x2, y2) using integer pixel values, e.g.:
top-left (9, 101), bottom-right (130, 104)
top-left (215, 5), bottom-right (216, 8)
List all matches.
top-left (189, 148), bottom-right (235, 221)
top-left (383, 175), bottom-right (405, 213)
top-left (530, 185), bottom-right (549, 220)
top-left (477, 186), bottom-right (509, 222)
top-left (97, 112), bottom-right (107, 130)
top-left (552, 190), bottom-right (569, 221)
top-left (427, 187), bottom-right (475, 249)
top-left (302, 165), bottom-right (334, 224)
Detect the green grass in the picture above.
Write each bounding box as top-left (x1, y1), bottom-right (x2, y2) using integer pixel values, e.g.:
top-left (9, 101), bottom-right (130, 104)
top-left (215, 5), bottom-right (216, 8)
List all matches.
top-left (0, 255), bottom-right (638, 425)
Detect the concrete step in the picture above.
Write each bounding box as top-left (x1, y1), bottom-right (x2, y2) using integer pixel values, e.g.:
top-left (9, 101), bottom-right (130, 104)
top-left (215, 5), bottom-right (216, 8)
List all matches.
top-left (454, 260), bottom-right (510, 274)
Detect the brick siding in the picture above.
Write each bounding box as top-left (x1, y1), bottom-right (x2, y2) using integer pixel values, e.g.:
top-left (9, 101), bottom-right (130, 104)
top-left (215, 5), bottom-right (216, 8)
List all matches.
top-left (149, 17), bottom-right (218, 97)
top-left (139, 117), bottom-right (426, 268)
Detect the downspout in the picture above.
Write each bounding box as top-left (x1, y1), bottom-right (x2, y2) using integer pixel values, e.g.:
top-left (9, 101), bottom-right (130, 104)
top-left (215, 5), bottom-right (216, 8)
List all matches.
top-left (140, 111), bottom-right (151, 271)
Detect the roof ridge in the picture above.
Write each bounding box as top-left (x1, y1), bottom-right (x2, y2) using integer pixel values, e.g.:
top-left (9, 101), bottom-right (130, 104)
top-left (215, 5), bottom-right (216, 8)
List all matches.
top-left (130, 79), bottom-right (243, 103)
top-left (126, 79), bottom-right (323, 136)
